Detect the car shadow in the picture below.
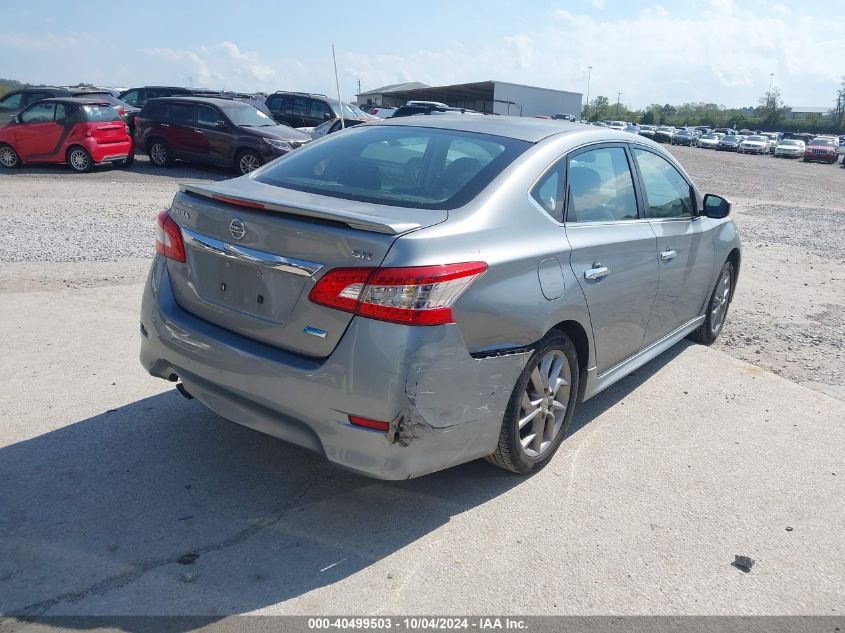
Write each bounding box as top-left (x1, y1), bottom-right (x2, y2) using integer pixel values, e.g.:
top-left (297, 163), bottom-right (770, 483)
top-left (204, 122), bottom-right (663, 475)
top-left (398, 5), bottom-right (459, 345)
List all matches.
top-left (0, 341), bottom-right (691, 627)
top-left (0, 155), bottom-right (232, 181)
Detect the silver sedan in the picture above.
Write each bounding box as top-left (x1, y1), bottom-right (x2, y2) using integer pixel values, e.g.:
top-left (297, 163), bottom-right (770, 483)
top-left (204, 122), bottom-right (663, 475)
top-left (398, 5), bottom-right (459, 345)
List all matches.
top-left (140, 117), bottom-right (741, 479)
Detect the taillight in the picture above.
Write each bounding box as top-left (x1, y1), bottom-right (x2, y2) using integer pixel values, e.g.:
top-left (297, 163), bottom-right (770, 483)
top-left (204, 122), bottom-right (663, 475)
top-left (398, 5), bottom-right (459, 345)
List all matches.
top-left (348, 415), bottom-right (391, 432)
top-left (133, 115), bottom-right (139, 129)
top-left (309, 262), bottom-right (487, 326)
top-left (155, 210), bottom-right (186, 262)
top-left (118, 106), bottom-right (125, 117)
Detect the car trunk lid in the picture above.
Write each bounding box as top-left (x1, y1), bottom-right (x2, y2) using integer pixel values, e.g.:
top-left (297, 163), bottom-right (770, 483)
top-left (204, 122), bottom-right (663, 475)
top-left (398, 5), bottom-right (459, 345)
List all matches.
top-left (165, 179), bottom-right (447, 357)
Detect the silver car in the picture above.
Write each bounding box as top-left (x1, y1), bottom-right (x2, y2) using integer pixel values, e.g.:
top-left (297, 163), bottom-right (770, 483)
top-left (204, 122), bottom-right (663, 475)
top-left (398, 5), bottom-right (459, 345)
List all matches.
top-left (140, 117), bottom-right (740, 479)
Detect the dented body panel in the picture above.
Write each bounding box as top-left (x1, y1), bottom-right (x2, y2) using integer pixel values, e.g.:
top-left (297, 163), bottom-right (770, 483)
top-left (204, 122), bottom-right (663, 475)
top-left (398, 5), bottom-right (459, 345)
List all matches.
top-left (141, 256), bottom-right (528, 479)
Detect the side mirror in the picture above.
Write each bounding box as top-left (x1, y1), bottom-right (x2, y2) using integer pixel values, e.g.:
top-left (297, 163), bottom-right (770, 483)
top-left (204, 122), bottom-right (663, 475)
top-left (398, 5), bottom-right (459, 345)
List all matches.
top-left (9, 114), bottom-right (19, 125)
top-left (703, 193), bottom-right (731, 219)
top-left (322, 112), bottom-right (332, 121)
top-left (215, 120), bottom-right (227, 129)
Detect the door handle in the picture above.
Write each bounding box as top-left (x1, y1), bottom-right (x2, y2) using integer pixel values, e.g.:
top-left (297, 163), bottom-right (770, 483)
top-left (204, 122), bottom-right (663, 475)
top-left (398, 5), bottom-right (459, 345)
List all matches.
top-left (195, 129), bottom-right (205, 134)
top-left (660, 249), bottom-right (677, 262)
top-left (160, 123), bottom-right (170, 127)
top-left (584, 264), bottom-right (609, 281)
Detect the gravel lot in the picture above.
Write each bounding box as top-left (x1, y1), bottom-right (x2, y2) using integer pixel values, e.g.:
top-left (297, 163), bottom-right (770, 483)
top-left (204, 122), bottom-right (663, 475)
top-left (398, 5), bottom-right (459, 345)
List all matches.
top-left (1, 147), bottom-right (844, 399)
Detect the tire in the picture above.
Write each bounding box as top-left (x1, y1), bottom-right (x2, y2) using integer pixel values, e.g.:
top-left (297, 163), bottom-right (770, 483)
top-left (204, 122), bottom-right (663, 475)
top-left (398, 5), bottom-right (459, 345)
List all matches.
top-left (689, 260), bottom-right (735, 345)
top-left (236, 149), bottom-right (262, 175)
top-left (67, 146), bottom-right (93, 173)
top-left (486, 331), bottom-right (580, 475)
top-left (0, 143), bottom-right (20, 168)
top-left (148, 139), bottom-right (174, 167)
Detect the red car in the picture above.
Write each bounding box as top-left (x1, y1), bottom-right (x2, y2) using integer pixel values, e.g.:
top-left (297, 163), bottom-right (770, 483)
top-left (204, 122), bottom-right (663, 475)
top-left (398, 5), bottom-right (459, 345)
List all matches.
top-left (0, 97), bottom-right (133, 172)
top-left (803, 136), bottom-right (838, 164)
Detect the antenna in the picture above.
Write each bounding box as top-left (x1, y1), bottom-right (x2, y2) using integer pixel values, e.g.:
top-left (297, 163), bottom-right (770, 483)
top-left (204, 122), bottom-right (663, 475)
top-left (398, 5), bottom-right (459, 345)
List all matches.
top-left (332, 44), bottom-right (345, 130)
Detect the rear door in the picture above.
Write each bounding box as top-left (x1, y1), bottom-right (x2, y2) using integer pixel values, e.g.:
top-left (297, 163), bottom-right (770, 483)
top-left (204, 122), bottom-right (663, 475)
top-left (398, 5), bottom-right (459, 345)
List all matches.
top-left (307, 98), bottom-right (333, 127)
top-left (267, 94), bottom-right (287, 124)
top-left (14, 102), bottom-right (62, 158)
top-left (283, 96), bottom-right (307, 128)
top-left (631, 146), bottom-right (716, 343)
top-left (564, 144), bottom-right (659, 373)
top-left (160, 101), bottom-right (196, 159)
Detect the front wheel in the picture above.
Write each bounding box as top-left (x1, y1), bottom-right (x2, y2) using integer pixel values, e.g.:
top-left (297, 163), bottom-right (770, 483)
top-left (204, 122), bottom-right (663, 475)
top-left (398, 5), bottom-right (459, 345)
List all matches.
top-left (148, 140), bottom-right (174, 167)
top-left (486, 331), bottom-right (580, 475)
top-left (236, 149), bottom-right (262, 175)
top-left (689, 260), bottom-right (734, 345)
top-left (0, 143), bottom-right (19, 168)
top-left (67, 146), bottom-right (93, 173)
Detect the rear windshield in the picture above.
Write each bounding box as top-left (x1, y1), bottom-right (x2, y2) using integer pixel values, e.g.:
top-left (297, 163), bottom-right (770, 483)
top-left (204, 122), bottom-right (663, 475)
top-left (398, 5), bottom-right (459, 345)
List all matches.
top-left (80, 105), bottom-right (121, 122)
top-left (254, 126), bottom-right (531, 210)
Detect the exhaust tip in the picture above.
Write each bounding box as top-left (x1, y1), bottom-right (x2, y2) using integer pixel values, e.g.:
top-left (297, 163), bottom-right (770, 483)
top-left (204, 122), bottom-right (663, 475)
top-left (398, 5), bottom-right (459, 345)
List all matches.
top-left (176, 382), bottom-right (194, 400)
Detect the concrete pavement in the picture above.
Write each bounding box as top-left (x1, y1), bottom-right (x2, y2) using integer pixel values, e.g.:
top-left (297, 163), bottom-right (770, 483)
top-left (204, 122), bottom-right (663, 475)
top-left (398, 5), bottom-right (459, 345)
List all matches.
top-left (0, 283), bottom-right (842, 616)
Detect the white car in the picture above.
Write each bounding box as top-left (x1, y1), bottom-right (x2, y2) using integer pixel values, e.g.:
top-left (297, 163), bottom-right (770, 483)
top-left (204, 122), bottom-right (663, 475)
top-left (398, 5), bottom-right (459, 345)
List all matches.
top-left (760, 133), bottom-right (780, 153)
top-left (738, 135), bottom-right (769, 154)
top-left (774, 139), bottom-right (806, 158)
top-left (697, 133), bottom-right (721, 149)
top-left (370, 106), bottom-right (397, 118)
top-left (607, 120), bottom-right (626, 131)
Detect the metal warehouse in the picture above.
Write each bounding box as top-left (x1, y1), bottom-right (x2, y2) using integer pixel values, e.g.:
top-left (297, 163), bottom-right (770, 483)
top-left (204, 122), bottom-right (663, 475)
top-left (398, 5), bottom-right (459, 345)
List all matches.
top-left (356, 80), bottom-right (583, 118)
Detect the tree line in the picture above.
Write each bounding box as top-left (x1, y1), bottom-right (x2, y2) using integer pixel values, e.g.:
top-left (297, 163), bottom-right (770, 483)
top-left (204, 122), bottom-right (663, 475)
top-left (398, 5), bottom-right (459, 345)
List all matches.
top-left (582, 80), bottom-right (845, 135)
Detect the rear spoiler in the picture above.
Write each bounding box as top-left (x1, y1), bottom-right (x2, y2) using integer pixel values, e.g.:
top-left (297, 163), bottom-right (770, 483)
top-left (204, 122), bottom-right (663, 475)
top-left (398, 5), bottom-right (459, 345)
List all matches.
top-left (180, 183), bottom-right (423, 235)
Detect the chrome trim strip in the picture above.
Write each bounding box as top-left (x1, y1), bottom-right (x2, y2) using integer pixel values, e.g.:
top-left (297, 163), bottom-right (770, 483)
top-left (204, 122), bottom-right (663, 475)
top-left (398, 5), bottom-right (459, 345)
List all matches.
top-left (583, 314), bottom-right (705, 401)
top-left (181, 228), bottom-right (324, 277)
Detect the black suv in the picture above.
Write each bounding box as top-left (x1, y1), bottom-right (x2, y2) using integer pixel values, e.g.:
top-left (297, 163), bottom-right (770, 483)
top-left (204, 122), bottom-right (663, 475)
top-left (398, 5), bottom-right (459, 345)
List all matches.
top-left (134, 97), bottom-right (311, 175)
top-left (0, 86), bottom-right (72, 125)
top-left (265, 92), bottom-right (356, 128)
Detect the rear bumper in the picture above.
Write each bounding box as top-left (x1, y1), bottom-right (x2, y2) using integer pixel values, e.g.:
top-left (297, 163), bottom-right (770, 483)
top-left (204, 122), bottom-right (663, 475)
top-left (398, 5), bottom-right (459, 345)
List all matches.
top-left (85, 138), bottom-right (133, 164)
top-left (139, 257), bottom-right (529, 479)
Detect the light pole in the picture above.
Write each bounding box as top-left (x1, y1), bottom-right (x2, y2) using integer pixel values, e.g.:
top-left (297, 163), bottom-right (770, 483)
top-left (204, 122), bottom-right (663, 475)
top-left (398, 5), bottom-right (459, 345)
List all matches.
top-left (616, 92), bottom-right (623, 117)
top-left (585, 65), bottom-right (592, 119)
top-left (769, 73), bottom-right (774, 92)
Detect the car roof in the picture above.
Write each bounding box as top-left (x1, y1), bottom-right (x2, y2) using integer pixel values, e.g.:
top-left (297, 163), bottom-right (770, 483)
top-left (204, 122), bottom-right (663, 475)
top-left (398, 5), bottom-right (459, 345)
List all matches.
top-left (373, 115), bottom-right (595, 143)
top-left (146, 96), bottom-right (254, 107)
top-left (29, 97), bottom-right (113, 105)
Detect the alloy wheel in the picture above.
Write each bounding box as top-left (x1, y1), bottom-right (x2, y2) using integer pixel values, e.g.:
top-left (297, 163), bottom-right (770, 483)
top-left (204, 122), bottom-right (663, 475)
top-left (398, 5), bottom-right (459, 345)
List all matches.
top-left (0, 146), bottom-right (17, 167)
top-left (150, 143), bottom-right (168, 166)
top-left (710, 268), bottom-right (732, 334)
top-left (518, 349), bottom-right (572, 458)
top-left (69, 149), bottom-right (90, 171)
top-left (239, 153), bottom-right (260, 174)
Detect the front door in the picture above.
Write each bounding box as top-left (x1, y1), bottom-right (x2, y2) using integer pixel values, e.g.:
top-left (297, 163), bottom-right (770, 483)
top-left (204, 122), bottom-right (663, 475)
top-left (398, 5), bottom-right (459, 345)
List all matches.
top-left (194, 104), bottom-right (232, 166)
top-left (564, 144), bottom-right (659, 374)
top-left (15, 102), bottom-right (63, 158)
top-left (630, 147), bottom-right (716, 343)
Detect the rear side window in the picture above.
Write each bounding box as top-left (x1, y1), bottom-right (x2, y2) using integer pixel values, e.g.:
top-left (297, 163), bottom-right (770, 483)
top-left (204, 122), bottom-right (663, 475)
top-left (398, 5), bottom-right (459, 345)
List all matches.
top-left (632, 148), bottom-right (694, 219)
top-left (21, 102), bottom-right (55, 123)
top-left (566, 147), bottom-right (638, 223)
top-left (255, 126), bottom-right (530, 210)
top-left (80, 105), bottom-right (121, 122)
top-left (268, 95), bottom-right (285, 111)
top-left (531, 162), bottom-right (564, 222)
top-left (162, 103), bottom-right (194, 124)
top-left (0, 92), bottom-right (22, 110)
top-left (120, 90), bottom-right (139, 106)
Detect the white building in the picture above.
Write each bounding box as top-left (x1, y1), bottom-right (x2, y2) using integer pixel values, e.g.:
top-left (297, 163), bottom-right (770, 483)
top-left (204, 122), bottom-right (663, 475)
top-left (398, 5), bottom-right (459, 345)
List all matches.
top-left (357, 80), bottom-right (582, 118)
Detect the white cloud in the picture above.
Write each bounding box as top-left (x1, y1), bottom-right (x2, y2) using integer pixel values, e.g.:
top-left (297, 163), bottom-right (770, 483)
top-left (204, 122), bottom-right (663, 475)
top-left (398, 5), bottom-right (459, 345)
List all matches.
top-left (144, 41), bottom-right (276, 90)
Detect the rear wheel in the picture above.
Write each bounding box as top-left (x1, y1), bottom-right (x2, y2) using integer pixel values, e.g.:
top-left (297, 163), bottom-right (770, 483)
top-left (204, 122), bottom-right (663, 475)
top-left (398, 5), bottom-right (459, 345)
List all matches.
top-left (689, 260), bottom-right (734, 345)
top-left (236, 149), bottom-right (262, 175)
top-left (148, 139), bottom-right (174, 167)
top-left (0, 144), bottom-right (19, 168)
top-left (486, 331), bottom-right (580, 475)
top-left (67, 146), bottom-right (93, 173)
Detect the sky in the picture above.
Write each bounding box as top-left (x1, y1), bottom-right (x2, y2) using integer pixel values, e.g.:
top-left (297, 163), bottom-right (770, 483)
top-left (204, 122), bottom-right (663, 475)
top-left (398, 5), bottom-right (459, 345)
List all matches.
top-left (2, 0), bottom-right (844, 110)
